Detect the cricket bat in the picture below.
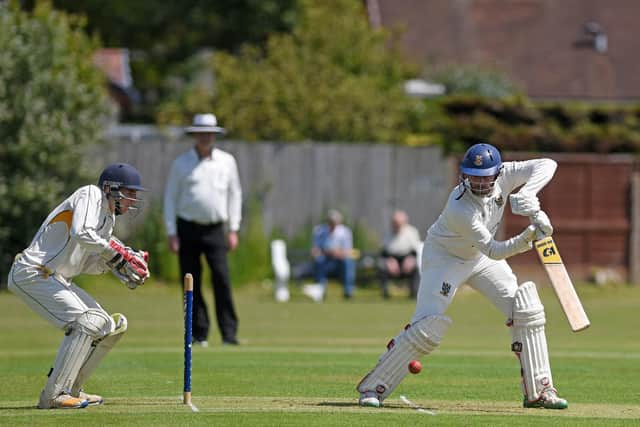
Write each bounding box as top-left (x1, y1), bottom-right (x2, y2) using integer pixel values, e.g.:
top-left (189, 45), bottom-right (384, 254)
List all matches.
top-left (534, 236), bottom-right (591, 332)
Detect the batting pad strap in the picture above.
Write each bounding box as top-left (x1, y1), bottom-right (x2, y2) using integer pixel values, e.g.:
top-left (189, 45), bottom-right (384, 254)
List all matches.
top-left (511, 282), bottom-right (554, 400)
top-left (512, 281), bottom-right (546, 328)
top-left (357, 315), bottom-right (451, 401)
top-left (77, 308), bottom-right (116, 339)
top-left (72, 313), bottom-right (128, 395)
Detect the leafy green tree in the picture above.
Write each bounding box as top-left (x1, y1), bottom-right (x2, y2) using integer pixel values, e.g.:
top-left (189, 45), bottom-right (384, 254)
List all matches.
top-left (30, 0), bottom-right (300, 121)
top-left (0, 1), bottom-right (109, 285)
top-left (158, 0), bottom-right (419, 143)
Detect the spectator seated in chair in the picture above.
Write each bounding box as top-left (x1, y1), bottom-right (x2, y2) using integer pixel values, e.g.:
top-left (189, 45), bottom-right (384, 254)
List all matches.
top-left (378, 210), bottom-right (422, 299)
top-left (306, 209), bottom-right (357, 301)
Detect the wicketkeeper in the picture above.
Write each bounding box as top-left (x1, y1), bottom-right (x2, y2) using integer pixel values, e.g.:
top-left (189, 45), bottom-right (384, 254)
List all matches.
top-left (357, 143), bottom-right (568, 409)
top-left (7, 163), bottom-right (150, 409)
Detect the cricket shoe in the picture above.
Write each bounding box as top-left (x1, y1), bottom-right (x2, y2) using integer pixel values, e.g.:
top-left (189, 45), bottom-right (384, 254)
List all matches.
top-left (358, 391), bottom-right (381, 408)
top-left (523, 388), bottom-right (568, 409)
top-left (76, 391), bottom-right (104, 406)
top-left (222, 337), bottom-right (239, 345)
top-left (38, 391), bottom-right (88, 409)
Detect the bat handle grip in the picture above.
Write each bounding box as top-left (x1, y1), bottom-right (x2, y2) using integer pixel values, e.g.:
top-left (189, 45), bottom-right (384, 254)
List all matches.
top-left (528, 214), bottom-right (547, 241)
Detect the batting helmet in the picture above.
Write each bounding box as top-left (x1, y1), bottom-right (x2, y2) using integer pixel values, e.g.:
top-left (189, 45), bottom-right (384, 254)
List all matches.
top-left (460, 143), bottom-right (502, 177)
top-left (98, 163), bottom-right (146, 191)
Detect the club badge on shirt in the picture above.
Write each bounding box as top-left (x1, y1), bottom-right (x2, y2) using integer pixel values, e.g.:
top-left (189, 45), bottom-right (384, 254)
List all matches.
top-left (440, 282), bottom-right (451, 297)
top-left (494, 194), bottom-right (504, 207)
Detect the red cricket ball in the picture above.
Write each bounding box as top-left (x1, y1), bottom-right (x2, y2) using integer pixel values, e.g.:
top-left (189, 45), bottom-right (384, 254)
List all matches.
top-left (408, 360), bottom-right (422, 374)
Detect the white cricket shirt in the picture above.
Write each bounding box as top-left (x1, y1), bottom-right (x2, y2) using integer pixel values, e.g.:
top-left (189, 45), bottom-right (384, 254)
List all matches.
top-left (427, 158), bottom-right (557, 261)
top-left (19, 185), bottom-right (114, 279)
top-left (164, 147), bottom-right (242, 235)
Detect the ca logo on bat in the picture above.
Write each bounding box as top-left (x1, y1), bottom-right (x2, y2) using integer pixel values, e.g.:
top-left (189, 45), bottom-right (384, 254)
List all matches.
top-left (535, 237), bottom-right (562, 264)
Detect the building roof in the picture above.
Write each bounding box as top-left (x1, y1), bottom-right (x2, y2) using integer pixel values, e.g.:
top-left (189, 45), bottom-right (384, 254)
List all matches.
top-left (93, 48), bottom-right (134, 90)
top-left (368, 0), bottom-right (640, 100)
top-left (93, 48), bottom-right (140, 118)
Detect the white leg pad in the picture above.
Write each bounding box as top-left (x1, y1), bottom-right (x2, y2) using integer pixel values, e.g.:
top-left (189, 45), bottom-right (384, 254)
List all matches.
top-left (41, 309), bottom-right (114, 403)
top-left (71, 313), bottom-right (127, 396)
top-left (511, 281), bottom-right (554, 401)
top-left (357, 315), bottom-right (451, 401)
top-left (271, 240), bottom-right (291, 282)
top-left (271, 240), bottom-right (290, 302)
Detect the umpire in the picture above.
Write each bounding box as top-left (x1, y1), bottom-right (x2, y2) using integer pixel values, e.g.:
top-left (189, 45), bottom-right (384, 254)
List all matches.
top-left (164, 113), bottom-right (243, 346)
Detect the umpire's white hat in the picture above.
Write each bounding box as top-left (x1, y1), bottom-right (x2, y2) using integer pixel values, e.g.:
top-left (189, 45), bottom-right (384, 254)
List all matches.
top-left (185, 113), bottom-right (226, 134)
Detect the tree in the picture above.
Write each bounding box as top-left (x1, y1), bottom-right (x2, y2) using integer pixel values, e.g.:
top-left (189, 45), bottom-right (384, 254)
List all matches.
top-left (31, 0), bottom-right (300, 121)
top-left (158, 0), bottom-right (419, 143)
top-left (0, 1), bottom-right (109, 285)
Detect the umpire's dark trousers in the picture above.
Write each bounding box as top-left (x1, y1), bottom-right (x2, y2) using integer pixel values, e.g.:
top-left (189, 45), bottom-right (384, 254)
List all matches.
top-left (177, 217), bottom-right (238, 343)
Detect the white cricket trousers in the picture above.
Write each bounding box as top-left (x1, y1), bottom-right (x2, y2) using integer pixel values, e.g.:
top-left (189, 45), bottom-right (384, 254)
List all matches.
top-left (412, 240), bottom-right (518, 323)
top-left (8, 259), bottom-right (106, 330)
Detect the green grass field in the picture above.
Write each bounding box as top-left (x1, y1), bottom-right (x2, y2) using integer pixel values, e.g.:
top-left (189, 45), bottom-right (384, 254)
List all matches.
top-left (0, 277), bottom-right (638, 426)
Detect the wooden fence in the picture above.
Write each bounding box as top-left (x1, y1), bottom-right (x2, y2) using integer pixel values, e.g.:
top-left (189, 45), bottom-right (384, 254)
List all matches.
top-left (92, 126), bottom-right (454, 244)
top-left (503, 153), bottom-right (639, 283)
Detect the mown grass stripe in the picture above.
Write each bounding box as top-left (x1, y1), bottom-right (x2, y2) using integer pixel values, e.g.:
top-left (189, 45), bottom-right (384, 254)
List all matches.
top-left (2, 346), bottom-right (639, 360)
top-left (1, 396), bottom-right (639, 420)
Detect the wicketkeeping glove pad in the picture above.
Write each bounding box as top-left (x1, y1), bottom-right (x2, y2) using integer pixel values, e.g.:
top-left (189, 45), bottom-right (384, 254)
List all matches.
top-left (105, 238), bottom-right (150, 289)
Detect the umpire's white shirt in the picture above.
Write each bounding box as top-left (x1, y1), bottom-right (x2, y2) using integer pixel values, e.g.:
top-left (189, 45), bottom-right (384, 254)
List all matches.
top-left (427, 159), bottom-right (557, 260)
top-left (164, 147), bottom-right (243, 235)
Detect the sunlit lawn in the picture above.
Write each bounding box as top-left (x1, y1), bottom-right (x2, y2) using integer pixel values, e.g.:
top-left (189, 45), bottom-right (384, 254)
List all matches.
top-left (0, 276), bottom-right (638, 426)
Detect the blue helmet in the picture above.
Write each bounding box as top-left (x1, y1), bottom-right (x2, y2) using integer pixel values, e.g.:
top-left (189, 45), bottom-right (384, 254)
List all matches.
top-left (98, 163), bottom-right (146, 191)
top-left (460, 143), bottom-right (502, 177)
top-left (99, 163), bottom-right (145, 215)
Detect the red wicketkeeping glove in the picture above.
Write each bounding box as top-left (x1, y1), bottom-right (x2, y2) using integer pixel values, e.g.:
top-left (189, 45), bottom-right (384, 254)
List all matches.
top-left (107, 238), bottom-right (149, 281)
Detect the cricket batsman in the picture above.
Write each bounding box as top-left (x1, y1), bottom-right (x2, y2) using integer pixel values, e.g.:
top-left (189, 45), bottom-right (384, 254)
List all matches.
top-left (357, 143), bottom-right (568, 409)
top-left (7, 163), bottom-right (150, 409)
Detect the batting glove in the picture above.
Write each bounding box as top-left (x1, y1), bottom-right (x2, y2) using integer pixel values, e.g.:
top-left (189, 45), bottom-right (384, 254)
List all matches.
top-left (531, 210), bottom-right (553, 238)
top-left (509, 193), bottom-right (540, 217)
top-left (510, 224), bottom-right (538, 255)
